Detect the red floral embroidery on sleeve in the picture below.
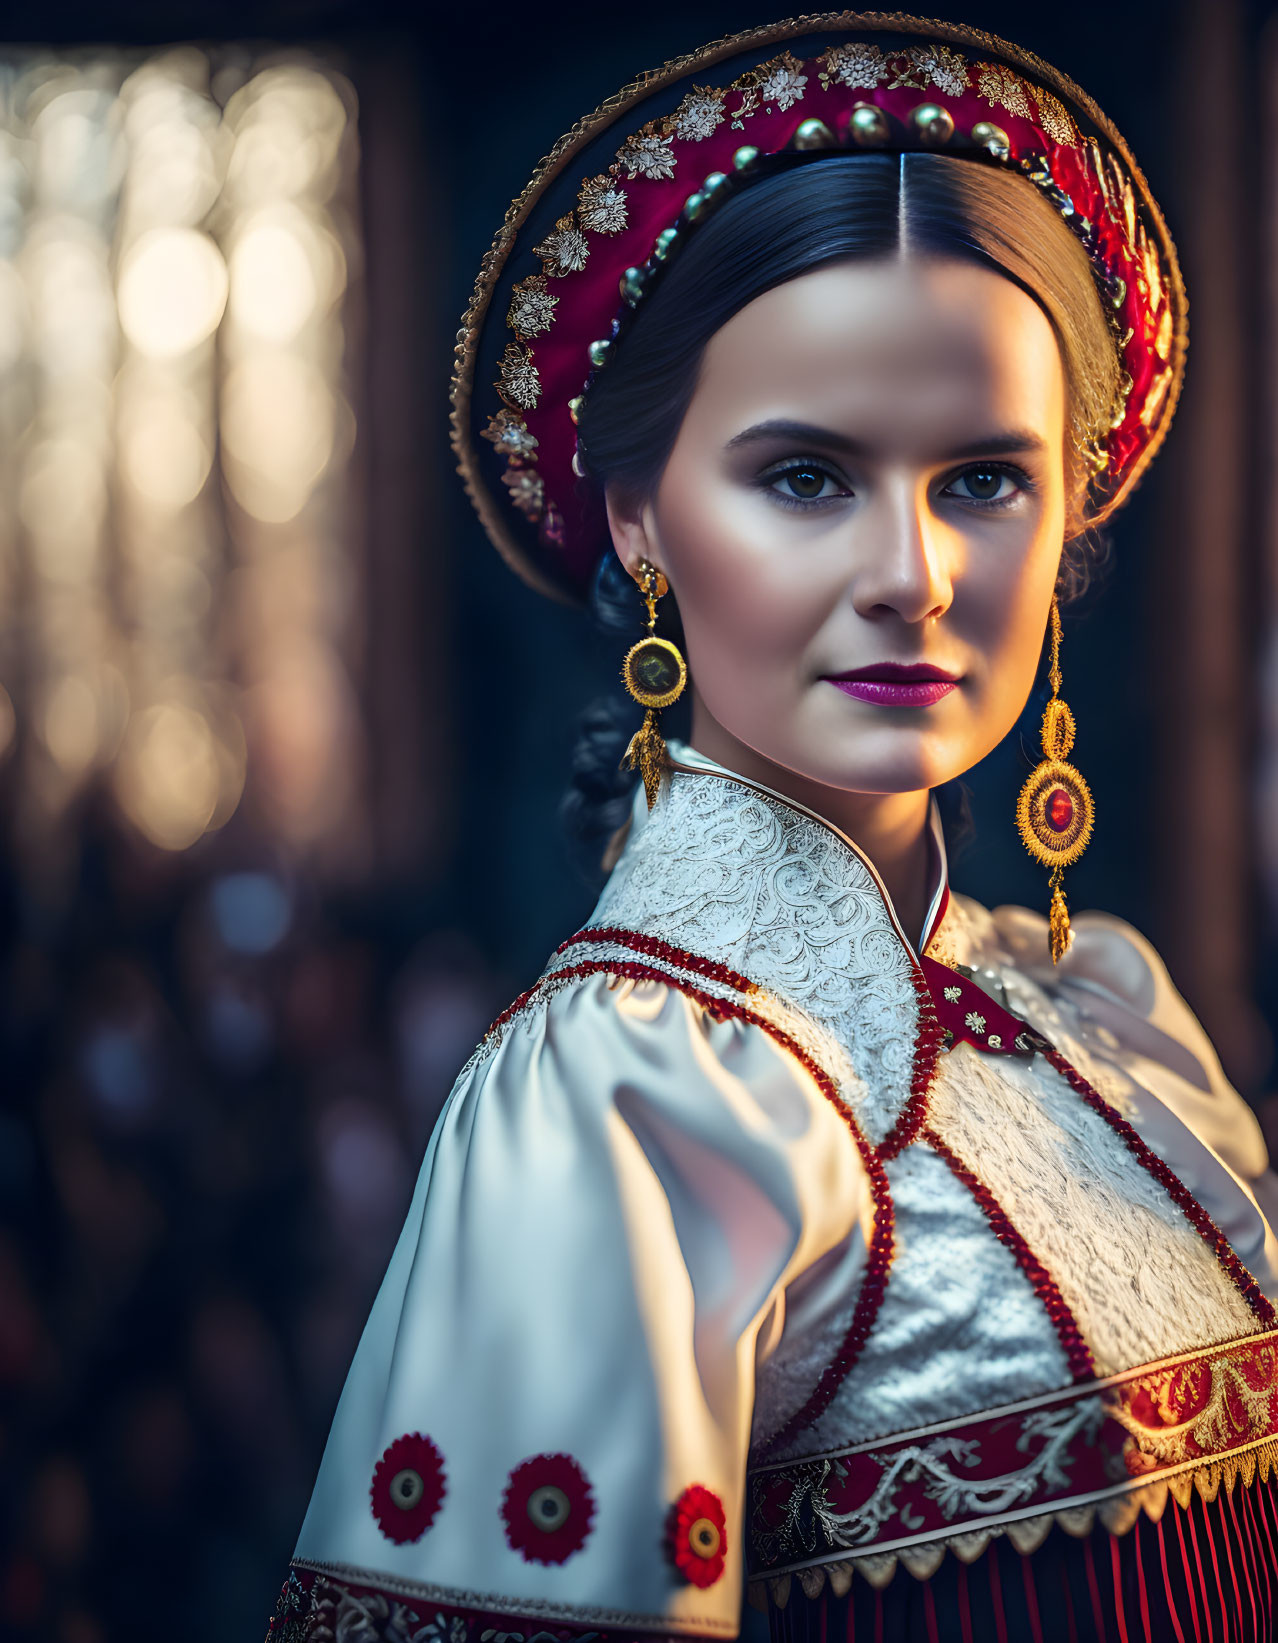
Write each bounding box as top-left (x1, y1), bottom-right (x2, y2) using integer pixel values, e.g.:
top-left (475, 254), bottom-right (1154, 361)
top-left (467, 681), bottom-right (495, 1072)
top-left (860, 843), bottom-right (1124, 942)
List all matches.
top-left (667, 1483), bottom-right (727, 1588)
top-left (369, 1432), bottom-right (446, 1544)
top-left (500, 1452), bottom-right (595, 1565)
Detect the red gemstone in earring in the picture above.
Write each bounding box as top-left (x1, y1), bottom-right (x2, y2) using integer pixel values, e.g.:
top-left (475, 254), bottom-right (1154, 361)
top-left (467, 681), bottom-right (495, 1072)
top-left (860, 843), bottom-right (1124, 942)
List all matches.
top-left (1046, 787), bottom-right (1074, 832)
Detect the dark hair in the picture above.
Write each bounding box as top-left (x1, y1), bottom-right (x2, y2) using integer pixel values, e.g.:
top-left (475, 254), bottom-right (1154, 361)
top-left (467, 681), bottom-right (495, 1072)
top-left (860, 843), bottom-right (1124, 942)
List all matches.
top-left (563, 151), bottom-right (1117, 876)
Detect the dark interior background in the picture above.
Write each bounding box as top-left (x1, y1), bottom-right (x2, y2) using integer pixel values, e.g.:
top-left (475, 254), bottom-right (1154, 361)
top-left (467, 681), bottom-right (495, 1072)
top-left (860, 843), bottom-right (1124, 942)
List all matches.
top-left (2, 1), bottom-right (1276, 1638)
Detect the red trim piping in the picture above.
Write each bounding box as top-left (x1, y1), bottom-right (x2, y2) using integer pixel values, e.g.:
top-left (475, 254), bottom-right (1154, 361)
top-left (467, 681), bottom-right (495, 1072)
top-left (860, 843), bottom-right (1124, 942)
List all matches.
top-left (1042, 1047), bottom-right (1276, 1328)
top-left (557, 926), bottom-right (759, 996)
top-left (563, 924), bottom-right (939, 1159)
top-left (483, 951), bottom-right (895, 1459)
top-left (922, 1125), bottom-right (1096, 1383)
top-left (880, 968), bottom-right (944, 1160)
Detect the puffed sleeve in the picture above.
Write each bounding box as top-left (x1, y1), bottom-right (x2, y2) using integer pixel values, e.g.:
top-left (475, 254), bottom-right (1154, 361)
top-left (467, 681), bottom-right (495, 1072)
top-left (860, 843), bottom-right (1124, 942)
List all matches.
top-left (992, 903), bottom-right (1278, 1299)
top-left (286, 971), bottom-right (869, 1636)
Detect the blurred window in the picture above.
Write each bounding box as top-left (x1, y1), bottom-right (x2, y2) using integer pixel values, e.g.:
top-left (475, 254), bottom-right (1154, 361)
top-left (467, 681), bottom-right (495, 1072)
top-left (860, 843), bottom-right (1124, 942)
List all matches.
top-left (0, 47), bottom-right (365, 868)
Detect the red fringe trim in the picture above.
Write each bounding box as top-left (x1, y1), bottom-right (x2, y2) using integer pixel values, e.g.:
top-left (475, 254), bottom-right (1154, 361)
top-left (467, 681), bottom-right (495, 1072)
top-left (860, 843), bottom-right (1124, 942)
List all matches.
top-left (1043, 1047), bottom-right (1276, 1328)
top-left (922, 1126), bottom-right (1096, 1383)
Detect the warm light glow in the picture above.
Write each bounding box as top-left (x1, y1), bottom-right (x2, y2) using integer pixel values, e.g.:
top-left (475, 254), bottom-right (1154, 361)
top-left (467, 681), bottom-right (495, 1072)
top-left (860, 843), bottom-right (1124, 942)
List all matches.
top-left (119, 385), bottom-right (213, 508)
top-left (0, 47), bottom-right (362, 869)
top-left (20, 440), bottom-right (108, 573)
top-left (42, 673), bottom-right (103, 774)
top-left (114, 700), bottom-right (221, 850)
top-left (117, 227), bottom-right (228, 358)
top-left (221, 353), bottom-right (335, 522)
top-left (227, 216), bottom-right (318, 342)
top-left (0, 684), bottom-right (15, 761)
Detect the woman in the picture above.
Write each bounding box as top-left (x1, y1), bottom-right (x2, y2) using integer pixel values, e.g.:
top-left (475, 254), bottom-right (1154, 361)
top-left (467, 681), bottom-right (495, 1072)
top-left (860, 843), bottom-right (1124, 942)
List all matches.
top-left (267, 14), bottom-right (1278, 1642)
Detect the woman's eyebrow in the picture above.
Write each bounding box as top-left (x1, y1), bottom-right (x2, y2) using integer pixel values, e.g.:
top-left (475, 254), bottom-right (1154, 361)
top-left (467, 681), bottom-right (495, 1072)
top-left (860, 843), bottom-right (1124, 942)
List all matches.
top-left (725, 418), bottom-right (1048, 460)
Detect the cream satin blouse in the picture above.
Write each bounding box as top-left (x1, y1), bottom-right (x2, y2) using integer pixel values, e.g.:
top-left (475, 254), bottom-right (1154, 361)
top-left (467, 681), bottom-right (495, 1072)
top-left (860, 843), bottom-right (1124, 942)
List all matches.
top-left (286, 742), bottom-right (1278, 1634)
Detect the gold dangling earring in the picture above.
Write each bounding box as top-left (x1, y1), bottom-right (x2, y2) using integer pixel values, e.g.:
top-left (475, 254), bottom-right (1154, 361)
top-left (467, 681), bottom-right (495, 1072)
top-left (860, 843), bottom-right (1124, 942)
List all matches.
top-left (620, 559), bottom-right (687, 809)
top-left (1015, 593), bottom-right (1095, 964)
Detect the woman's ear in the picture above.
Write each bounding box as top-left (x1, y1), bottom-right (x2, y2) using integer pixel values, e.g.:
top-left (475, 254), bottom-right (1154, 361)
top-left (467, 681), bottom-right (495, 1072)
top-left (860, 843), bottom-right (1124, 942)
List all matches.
top-left (604, 486), bottom-right (663, 584)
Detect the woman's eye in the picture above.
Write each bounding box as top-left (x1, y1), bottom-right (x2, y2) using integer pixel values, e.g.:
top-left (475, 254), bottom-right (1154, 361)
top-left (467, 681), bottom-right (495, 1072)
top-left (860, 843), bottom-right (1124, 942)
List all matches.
top-left (946, 467), bottom-right (1021, 504)
top-left (768, 465), bottom-right (841, 502)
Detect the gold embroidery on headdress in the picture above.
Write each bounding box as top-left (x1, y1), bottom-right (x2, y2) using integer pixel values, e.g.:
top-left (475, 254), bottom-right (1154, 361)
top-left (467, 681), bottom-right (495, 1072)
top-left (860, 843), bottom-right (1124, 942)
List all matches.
top-left (507, 275), bottom-right (558, 339)
top-left (495, 343), bottom-right (541, 411)
top-left (481, 409), bottom-right (539, 459)
top-left (534, 214), bottom-right (589, 278)
top-left (501, 466), bottom-right (545, 519)
top-left (577, 175), bottom-right (629, 235)
top-left (614, 130), bottom-right (676, 181)
top-left (977, 62), bottom-right (1033, 120)
top-left (666, 87), bottom-right (726, 143)
top-left (1031, 83), bottom-right (1078, 146)
top-left (898, 44), bottom-right (969, 97)
top-left (816, 41), bottom-right (887, 91)
top-left (756, 50), bottom-right (809, 112)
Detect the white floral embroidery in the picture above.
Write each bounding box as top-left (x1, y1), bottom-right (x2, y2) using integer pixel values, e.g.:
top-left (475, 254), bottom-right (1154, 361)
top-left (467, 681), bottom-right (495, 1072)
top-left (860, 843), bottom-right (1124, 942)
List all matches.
top-left (494, 343), bottom-right (540, 411)
top-left (964, 1011), bottom-right (987, 1035)
top-left (506, 275), bottom-right (557, 338)
top-left (615, 131), bottom-right (676, 181)
top-left (577, 174), bottom-right (628, 234)
top-left (481, 409), bottom-right (539, 459)
top-left (907, 44), bottom-right (969, 97)
top-left (501, 466), bottom-right (544, 518)
top-left (669, 86), bottom-right (725, 141)
top-left (759, 58), bottom-right (808, 111)
top-left (988, 1034), bottom-right (1002, 1049)
top-left (1031, 83), bottom-right (1078, 146)
top-left (818, 42), bottom-right (887, 91)
top-left (307, 1580), bottom-right (460, 1643)
top-left (533, 214), bottom-right (588, 278)
top-left (977, 62), bottom-right (1032, 121)
top-left (943, 985), bottom-right (962, 1002)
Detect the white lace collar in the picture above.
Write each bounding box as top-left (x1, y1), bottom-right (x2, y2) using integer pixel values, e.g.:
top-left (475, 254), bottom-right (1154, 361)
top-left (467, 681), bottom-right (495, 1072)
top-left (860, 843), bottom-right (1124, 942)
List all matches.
top-left (644, 738), bottom-right (951, 959)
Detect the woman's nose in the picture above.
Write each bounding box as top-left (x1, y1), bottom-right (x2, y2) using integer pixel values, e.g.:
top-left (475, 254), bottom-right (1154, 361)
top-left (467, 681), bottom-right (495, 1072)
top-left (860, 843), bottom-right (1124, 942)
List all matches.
top-left (848, 480), bottom-right (954, 625)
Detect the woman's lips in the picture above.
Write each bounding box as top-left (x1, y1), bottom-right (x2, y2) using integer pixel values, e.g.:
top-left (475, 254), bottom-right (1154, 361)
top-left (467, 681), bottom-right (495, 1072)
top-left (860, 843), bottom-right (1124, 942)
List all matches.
top-left (823, 665), bottom-right (961, 707)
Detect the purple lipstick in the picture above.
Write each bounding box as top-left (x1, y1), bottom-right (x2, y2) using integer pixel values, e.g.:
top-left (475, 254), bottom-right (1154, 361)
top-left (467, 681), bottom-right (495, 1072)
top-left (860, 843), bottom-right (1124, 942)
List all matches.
top-left (824, 661), bottom-right (961, 707)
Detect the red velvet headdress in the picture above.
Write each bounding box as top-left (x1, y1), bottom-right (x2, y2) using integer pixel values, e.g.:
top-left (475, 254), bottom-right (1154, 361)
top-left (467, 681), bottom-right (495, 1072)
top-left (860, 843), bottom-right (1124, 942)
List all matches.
top-left (451, 12), bottom-right (1186, 603)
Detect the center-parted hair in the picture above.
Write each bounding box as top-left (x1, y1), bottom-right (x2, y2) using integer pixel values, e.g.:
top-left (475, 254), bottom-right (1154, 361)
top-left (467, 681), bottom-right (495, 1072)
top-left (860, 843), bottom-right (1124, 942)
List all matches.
top-left (579, 150), bottom-right (1119, 543)
top-left (565, 151), bottom-right (1120, 874)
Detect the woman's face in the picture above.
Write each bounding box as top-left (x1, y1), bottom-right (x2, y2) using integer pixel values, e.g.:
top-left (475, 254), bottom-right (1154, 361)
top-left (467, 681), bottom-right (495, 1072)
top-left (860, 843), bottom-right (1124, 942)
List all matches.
top-left (607, 258), bottom-right (1069, 800)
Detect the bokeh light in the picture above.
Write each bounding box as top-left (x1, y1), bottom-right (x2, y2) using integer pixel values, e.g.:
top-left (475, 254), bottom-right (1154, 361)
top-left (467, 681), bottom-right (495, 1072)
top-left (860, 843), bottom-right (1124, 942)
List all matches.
top-left (117, 227), bottom-right (228, 358)
top-left (0, 47), bottom-right (362, 867)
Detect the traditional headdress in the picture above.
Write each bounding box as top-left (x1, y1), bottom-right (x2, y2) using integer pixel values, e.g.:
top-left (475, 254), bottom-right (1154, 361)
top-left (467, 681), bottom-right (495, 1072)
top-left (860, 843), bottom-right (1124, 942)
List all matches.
top-left (451, 11), bottom-right (1185, 605)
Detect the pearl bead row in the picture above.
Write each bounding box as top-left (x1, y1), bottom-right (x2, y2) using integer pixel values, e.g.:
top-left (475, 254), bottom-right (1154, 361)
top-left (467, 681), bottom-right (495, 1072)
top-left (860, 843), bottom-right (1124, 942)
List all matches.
top-left (569, 101), bottom-right (1129, 452)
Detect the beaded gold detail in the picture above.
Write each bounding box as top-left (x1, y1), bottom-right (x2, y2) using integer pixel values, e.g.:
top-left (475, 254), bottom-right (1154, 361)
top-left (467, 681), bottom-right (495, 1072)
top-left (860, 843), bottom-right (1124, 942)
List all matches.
top-left (507, 275), bottom-right (558, 339)
top-left (755, 51), bottom-right (809, 113)
top-left (480, 409), bottom-right (538, 459)
top-left (534, 214), bottom-right (589, 278)
top-left (976, 61), bottom-right (1033, 121)
top-left (494, 343), bottom-right (540, 411)
top-left (666, 86), bottom-right (727, 142)
top-left (817, 40), bottom-right (888, 91)
top-left (577, 174), bottom-right (629, 234)
top-left (614, 131), bottom-right (675, 181)
top-left (501, 466), bottom-right (544, 519)
top-left (1031, 81), bottom-right (1078, 146)
top-left (903, 44), bottom-right (970, 98)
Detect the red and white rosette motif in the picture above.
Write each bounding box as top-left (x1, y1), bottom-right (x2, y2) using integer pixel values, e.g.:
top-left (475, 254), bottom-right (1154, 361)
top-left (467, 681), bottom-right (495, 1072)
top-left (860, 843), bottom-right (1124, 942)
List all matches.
top-left (369, 1432), bottom-right (446, 1544)
top-left (667, 1483), bottom-right (728, 1588)
top-left (500, 1451), bottom-right (596, 1565)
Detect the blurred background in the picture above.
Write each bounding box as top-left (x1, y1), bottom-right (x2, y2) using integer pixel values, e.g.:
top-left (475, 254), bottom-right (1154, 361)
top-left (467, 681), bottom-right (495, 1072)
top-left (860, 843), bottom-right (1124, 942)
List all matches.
top-left (0, 0), bottom-right (1275, 1637)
